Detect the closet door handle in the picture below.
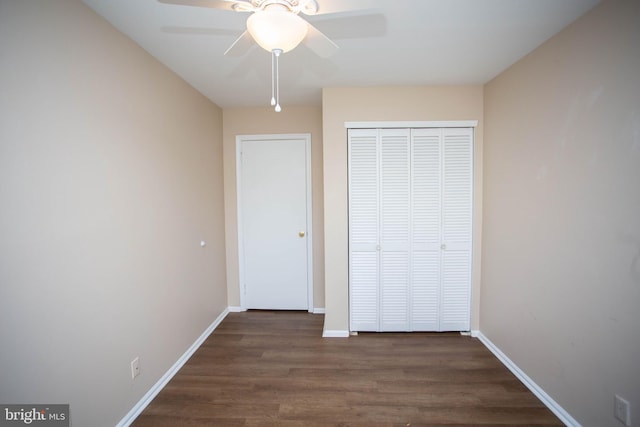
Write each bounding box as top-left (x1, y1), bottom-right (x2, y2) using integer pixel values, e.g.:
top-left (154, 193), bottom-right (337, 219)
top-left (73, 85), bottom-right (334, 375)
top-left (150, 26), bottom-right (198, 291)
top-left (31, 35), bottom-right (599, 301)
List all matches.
top-left (441, 244), bottom-right (447, 250)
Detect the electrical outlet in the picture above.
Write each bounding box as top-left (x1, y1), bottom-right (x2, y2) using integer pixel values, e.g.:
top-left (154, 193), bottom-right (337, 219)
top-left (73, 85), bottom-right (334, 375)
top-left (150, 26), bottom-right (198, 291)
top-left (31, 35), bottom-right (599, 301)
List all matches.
top-left (614, 394), bottom-right (631, 426)
top-left (131, 357), bottom-right (140, 379)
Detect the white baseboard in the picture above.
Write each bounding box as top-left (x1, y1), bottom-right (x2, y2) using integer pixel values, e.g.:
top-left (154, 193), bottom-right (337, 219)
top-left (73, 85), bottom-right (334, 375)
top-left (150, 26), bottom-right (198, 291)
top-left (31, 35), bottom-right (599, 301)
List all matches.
top-left (313, 308), bottom-right (326, 314)
top-left (322, 329), bottom-right (349, 338)
top-left (116, 308), bottom-right (230, 427)
top-left (227, 306), bottom-right (243, 312)
top-left (475, 331), bottom-right (581, 427)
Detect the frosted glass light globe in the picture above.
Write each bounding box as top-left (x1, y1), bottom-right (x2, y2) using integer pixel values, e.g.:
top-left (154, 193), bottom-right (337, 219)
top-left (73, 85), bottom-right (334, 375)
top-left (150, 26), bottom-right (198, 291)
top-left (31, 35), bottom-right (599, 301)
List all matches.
top-left (247, 5), bottom-right (308, 53)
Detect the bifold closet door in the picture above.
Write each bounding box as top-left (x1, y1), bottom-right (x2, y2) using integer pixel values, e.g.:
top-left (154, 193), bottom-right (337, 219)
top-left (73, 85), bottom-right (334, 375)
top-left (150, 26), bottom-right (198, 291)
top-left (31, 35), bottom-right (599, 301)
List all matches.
top-left (410, 128), bottom-right (473, 331)
top-left (348, 129), bottom-right (380, 332)
top-left (349, 127), bottom-right (472, 332)
top-left (348, 128), bottom-right (412, 332)
top-left (379, 129), bottom-right (411, 331)
top-left (410, 129), bottom-right (442, 331)
top-left (440, 128), bottom-right (473, 331)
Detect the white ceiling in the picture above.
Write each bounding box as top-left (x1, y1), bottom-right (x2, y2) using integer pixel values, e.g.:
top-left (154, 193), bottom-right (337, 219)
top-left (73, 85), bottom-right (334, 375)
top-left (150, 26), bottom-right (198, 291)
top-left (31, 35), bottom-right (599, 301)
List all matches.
top-left (82, 0), bottom-right (599, 108)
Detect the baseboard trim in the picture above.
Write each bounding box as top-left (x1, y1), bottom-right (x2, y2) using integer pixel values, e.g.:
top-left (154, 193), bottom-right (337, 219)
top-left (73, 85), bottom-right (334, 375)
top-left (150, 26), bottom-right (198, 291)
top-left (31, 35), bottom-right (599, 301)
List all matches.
top-left (116, 308), bottom-right (230, 427)
top-left (322, 329), bottom-right (349, 338)
top-left (227, 306), bottom-right (243, 312)
top-left (475, 332), bottom-right (581, 427)
top-left (313, 308), bottom-right (326, 314)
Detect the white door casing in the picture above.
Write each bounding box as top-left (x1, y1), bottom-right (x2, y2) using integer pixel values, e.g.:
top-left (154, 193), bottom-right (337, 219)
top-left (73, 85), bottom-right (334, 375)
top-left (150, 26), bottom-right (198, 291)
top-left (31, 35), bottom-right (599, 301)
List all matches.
top-left (236, 134), bottom-right (313, 311)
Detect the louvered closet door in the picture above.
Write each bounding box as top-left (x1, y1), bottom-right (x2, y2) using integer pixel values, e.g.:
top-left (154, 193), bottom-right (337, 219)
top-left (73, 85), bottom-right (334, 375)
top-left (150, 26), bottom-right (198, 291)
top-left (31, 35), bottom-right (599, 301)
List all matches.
top-left (379, 129), bottom-right (411, 331)
top-left (410, 129), bottom-right (442, 331)
top-left (348, 129), bottom-right (379, 331)
top-left (440, 128), bottom-right (473, 331)
top-left (349, 126), bottom-right (473, 332)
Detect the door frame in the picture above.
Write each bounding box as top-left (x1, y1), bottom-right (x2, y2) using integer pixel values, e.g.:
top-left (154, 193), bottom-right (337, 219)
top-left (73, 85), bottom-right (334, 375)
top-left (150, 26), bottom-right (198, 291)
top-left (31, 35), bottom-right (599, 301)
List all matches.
top-left (236, 133), bottom-right (314, 312)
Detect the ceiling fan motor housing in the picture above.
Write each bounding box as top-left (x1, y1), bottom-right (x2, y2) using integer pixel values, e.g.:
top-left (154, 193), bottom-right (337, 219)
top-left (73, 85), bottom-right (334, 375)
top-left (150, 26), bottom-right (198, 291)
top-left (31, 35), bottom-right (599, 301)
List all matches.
top-left (233, 0), bottom-right (319, 15)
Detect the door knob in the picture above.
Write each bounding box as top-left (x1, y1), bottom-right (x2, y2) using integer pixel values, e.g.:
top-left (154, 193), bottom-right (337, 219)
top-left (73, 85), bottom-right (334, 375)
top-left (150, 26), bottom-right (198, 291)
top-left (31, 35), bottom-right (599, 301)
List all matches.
top-left (441, 244), bottom-right (447, 250)
top-left (298, 231), bottom-right (306, 238)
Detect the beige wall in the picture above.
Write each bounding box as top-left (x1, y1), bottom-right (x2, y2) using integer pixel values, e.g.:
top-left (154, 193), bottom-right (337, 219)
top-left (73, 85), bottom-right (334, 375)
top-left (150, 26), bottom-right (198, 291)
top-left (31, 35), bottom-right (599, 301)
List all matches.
top-left (322, 86), bottom-right (484, 333)
top-left (482, 1), bottom-right (640, 425)
top-left (222, 106), bottom-right (325, 309)
top-left (0, 1), bottom-right (227, 426)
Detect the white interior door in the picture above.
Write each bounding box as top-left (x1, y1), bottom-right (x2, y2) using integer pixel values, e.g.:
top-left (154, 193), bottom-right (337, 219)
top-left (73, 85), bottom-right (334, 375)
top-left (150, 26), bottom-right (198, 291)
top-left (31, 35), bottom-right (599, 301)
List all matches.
top-left (237, 135), bottom-right (312, 310)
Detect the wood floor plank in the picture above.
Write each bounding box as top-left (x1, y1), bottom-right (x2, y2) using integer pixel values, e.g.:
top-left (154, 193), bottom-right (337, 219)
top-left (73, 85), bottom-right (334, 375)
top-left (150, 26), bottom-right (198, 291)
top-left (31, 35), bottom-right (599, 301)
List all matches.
top-left (131, 311), bottom-right (562, 426)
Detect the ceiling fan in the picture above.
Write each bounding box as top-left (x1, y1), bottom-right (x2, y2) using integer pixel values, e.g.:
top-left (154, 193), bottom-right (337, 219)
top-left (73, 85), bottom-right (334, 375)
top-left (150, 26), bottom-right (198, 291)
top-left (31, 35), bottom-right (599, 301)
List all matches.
top-left (159, 0), bottom-right (376, 111)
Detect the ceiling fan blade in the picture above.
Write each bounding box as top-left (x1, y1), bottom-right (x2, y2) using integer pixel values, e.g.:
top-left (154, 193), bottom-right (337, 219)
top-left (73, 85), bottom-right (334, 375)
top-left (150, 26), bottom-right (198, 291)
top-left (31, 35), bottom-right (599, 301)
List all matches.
top-left (310, 13), bottom-right (386, 39)
top-left (161, 26), bottom-right (240, 36)
top-left (157, 0), bottom-right (240, 12)
top-left (302, 0), bottom-right (378, 16)
top-left (224, 30), bottom-right (256, 56)
top-left (303, 23), bottom-right (339, 58)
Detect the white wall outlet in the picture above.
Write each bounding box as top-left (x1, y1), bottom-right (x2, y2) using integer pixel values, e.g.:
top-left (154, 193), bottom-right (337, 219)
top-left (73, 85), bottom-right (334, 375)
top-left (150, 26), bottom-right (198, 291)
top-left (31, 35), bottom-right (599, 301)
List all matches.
top-left (614, 394), bottom-right (631, 426)
top-left (131, 357), bottom-right (140, 379)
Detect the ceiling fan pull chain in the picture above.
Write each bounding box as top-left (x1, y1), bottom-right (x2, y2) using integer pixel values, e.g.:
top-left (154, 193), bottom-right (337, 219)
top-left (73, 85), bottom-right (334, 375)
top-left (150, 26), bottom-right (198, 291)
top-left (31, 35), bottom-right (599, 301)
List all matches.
top-left (274, 48), bottom-right (282, 112)
top-left (270, 49), bottom-right (276, 107)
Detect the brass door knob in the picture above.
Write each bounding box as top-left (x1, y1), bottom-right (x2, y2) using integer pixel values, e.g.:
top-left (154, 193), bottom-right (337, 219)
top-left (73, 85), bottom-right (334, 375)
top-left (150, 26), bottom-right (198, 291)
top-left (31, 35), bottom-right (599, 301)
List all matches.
top-left (299, 231), bottom-right (306, 238)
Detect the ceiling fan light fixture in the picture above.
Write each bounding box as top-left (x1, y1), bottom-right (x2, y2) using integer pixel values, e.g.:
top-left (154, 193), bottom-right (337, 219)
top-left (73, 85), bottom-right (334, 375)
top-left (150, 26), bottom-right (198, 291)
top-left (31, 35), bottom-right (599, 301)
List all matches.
top-left (246, 5), bottom-right (308, 53)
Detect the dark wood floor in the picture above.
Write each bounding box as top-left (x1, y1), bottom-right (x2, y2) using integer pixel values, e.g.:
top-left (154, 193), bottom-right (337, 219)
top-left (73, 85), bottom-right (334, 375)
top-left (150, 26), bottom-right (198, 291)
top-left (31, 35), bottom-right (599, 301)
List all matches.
top-left (132, 311), bottom-right (562, 426)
